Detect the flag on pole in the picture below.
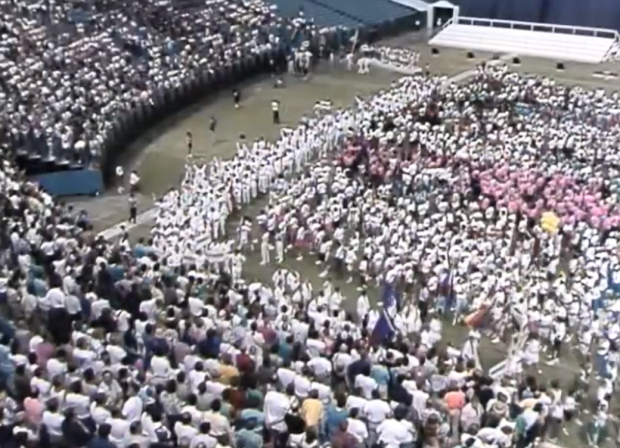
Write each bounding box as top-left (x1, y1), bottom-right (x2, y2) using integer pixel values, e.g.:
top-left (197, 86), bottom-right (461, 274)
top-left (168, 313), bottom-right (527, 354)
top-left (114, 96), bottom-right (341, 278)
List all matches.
top-left (370, 308), bottom-right (396, 345)
top-left (370, 281), bottom-right (398, 345)
top-left (437, 268), bottom-right (456, 312)
top-left (381, 281), bottom-right (401, 312)
top-left (464, 305), bottom-right (492, 329)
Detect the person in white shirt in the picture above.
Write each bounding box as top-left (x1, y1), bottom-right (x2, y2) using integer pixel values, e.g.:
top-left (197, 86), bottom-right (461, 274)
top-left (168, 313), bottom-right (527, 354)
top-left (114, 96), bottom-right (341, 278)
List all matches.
top-left (64, 382), bottom-right (92, 422)
top-left (90, 394), bottom-right (112, 426)
top-left (294, 367), bottom-right (312, 399)
top-left (307, 356), bottom-right (332, 380)
top-left (122, 384), bottom-right (143, 422)
top-left (376, 413), bottom-right (414, 448)
top-left (150, 352), bottom-right (172, 385)
top-left (264, 386), bottom-right (290, 440)
top-left (46, 351), bottom-right (68, 379)
top-left (107, 409), bottom-right (131, 446)
top-left (346, 408), bottom-right (369, 443)
top-left (364, 390), bottom-right (392, 431)
top-left (190, 422), bottom-right (218, 448)
top-left (203, 400), bottom-right (232, 439)
top-left (31, 368), bottom-right (52, 397)
top-left (174, 413), bottom-right (200, 444)
top-left (42, 401), bottom-right (64, 442)
top-left (354, 366), bottom-right (378, 399)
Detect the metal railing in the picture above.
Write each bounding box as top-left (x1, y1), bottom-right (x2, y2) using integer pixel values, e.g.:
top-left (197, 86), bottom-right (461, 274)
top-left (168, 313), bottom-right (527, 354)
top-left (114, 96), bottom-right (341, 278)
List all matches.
top-left (456, 16), bottom-right (620, 40)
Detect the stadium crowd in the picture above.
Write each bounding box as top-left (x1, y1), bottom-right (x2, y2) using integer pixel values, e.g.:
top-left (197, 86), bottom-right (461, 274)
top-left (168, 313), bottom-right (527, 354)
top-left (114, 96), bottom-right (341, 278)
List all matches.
top-left (1, 3), bottom-right (620, 444)
top-left (0, 59), bottom-right (619, 448)
top-left (1, 0), bottom-right (285, 166)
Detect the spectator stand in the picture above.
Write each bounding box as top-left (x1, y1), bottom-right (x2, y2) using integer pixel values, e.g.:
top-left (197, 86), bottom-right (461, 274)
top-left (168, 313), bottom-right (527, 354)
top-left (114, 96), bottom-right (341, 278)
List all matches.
top-left (1, 0), bottom-right (422, 197)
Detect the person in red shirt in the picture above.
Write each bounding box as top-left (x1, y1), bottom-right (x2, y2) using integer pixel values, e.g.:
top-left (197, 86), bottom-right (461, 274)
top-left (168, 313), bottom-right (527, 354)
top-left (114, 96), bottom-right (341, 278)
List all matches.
top-left (235, 347), bottom-right (255, 374)
top-left (331, 421), bottom-right (358, 448)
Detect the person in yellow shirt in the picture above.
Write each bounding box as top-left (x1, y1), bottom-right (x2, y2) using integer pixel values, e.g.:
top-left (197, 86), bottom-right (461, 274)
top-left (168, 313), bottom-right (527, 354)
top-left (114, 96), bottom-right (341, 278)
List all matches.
top-left (218, 356), bottom-right (239, 385)
top-left (301, 390), bottom-right (324, 430)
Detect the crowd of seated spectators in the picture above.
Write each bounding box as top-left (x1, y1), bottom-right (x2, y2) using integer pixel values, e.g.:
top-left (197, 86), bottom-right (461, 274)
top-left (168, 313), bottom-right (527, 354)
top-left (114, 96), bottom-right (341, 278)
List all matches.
top-left (0, 0), bottom-right (298, 169)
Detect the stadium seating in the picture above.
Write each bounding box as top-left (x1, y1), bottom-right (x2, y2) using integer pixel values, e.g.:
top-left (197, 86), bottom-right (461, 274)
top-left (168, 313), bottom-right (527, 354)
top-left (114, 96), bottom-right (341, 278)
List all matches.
top-left (430, 20), bottom-right (617, 63)
top-left (0, 0), bottom-right (297, 195)
top-left (268, 0), bottom-right (362, 27)
top-left (0, 0), bottom-right (417, 196)
top-left (311, 0), bottom-right (414, 25)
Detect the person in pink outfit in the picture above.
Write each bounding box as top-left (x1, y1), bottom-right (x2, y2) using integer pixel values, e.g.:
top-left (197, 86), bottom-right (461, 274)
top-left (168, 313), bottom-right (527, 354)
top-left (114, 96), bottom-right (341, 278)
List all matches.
top-left (23, 389), bottom-right (44, 426)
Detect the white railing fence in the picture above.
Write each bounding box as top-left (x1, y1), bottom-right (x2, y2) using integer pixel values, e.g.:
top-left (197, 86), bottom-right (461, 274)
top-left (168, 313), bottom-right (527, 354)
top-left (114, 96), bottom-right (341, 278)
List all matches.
top-left (456, 16), bottom-right (619, 40)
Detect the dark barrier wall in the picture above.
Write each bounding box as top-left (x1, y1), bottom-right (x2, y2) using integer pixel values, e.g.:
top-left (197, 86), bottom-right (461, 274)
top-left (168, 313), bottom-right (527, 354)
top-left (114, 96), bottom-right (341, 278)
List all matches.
top-left (100, 47), bottom-right (287, 185)
top-left (34, 169), bottom-right (104, 196)
top-left (452, 0), bottom-right (620, 30)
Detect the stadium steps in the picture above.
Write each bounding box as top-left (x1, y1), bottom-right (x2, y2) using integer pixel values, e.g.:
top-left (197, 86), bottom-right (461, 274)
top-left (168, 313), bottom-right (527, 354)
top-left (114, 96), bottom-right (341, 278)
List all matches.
top-left (307, 0), bottom-right (414, 25)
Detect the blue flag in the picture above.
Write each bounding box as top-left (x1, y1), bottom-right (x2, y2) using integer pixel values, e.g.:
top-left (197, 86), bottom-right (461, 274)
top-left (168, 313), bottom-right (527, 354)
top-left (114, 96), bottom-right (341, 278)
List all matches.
top-left (381, 281), bottom-right (401, 311)
top-left (593, 267), bottom-right (620, 313)
top-left (608, 267), bottom-right (620, 295)
top-left (370, 308), bottom-right (396, 345)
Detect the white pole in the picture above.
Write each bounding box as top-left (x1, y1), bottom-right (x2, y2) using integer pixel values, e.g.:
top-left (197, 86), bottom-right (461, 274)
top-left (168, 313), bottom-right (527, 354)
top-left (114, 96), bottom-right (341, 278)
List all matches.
top-left (427, 6), bottom-right (435, 39)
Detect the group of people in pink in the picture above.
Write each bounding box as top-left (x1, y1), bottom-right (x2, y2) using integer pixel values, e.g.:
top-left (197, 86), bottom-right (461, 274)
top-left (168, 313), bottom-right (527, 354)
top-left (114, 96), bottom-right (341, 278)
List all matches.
top-left (465, 163), bottom-right (618, 230)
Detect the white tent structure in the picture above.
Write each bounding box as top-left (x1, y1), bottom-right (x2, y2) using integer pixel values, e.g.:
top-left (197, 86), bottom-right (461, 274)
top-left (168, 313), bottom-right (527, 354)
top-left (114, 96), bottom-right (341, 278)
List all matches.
top-left (426, 0), bottom-right (460, 38)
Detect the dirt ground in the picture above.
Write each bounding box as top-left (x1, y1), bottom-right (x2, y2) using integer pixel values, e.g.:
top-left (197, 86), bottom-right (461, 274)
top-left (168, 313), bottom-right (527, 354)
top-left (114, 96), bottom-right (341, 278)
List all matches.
top-left (73, 42), bottom-right (620, 447)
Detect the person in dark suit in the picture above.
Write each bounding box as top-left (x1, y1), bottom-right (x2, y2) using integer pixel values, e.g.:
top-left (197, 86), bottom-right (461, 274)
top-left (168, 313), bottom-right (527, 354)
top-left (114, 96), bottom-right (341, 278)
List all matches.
top-left (87, 424), bottom-right (116, 448)
top-left (61, 408), bottom-right (92, 447)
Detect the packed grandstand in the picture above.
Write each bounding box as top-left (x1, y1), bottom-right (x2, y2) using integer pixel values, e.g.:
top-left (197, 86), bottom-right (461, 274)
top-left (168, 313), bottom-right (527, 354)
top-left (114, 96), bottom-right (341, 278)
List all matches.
top-left (1, 0), bottom-right (620, 448)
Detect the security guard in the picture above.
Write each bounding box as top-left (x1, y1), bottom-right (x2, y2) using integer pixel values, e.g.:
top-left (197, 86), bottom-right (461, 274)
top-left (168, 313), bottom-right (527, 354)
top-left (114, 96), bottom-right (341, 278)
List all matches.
top-left (129, 193), bottom-right (137, 224)
top-left (271, 99), bottom-right (280, 124)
